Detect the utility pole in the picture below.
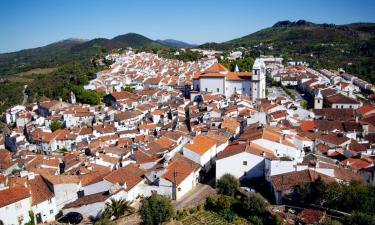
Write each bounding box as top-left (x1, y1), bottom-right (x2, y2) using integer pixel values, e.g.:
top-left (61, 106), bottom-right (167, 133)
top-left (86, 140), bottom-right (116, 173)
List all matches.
top-left (173, 168), bottom-right (177, 200)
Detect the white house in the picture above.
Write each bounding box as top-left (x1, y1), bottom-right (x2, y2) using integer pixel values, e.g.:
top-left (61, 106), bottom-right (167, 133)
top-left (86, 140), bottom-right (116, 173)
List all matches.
top-left (43, 175), bottom-right (81, 211)
top-left (28, 175), bottom-right (57, 223)
top-left (103, 163), bottom-right (146, 202)
top-left (159, 155), bottom-right (201, 200)
top-left (0, 186), bottom-right (31, 225)
top-left (216, 144), bottom-right (270, 180)
top-left (183, 135), bottom-right (217, 171)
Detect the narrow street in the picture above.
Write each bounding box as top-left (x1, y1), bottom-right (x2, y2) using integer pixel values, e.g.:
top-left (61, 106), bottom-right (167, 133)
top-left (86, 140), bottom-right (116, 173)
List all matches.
top-left (174, 183), bottom-right (216, 210)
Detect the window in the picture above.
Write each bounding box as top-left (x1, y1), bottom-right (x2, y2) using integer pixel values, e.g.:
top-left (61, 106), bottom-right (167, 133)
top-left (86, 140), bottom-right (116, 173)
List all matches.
top-left (243, 88), bottom-right (245, 91)
top-left (349, 105), bottom-right (352, 109)
top-left (50, 209), bottom-right (54, 214)
top-left (341, 105), bottom-right (344, 109)
top-left (17, 216), bottom-right (24, 224)
top-left (15, 202), bottom-right (22, 210)
top-left (217, 88), bottom-right (219, 92)
top-left (48, 198), bottom-right (52, 204)
top-left (205, 88), bottom-right (208, 92)
top-left (243, 161), bottom-right (247, 166)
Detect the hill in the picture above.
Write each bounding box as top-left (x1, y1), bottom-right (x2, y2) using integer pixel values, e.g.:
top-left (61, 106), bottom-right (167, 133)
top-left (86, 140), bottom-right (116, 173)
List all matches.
top-left (0, 33), bottom-right (166, 77)
top-left (199, 20), bottom-right (375, 83)
top-left (156, 39), bottom-right (197, 48)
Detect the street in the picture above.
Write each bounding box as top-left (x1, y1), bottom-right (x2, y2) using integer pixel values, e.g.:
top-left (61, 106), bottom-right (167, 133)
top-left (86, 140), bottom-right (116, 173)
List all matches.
top-left (174, 183), bottom-right (216, 209)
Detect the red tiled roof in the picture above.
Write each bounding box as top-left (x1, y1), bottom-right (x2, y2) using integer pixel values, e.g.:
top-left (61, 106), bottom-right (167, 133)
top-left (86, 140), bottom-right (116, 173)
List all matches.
top-left (300, 120), bottom-right (315, 132)
top-left (0, 186), bottom-right (30, 207)
top-left (104, 164), bottom-right (145, 191)
top-left (28, 175), bottom-right (54, 205)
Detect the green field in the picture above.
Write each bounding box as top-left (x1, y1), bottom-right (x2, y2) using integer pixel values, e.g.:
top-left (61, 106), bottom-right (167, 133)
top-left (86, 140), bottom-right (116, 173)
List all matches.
top-left (6, 67), bottom-right (57, 83)
top-left (181, 211), bottom-right (248, 225)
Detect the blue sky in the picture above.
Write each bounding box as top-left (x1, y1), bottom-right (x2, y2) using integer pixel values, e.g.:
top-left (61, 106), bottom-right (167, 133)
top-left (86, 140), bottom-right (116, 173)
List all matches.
top-left (0, 0), bottom-right (374, 53)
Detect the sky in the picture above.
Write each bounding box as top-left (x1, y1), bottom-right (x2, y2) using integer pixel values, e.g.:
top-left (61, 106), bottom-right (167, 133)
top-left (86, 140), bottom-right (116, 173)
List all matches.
top-left (0, 0), bottom-right (374, 53)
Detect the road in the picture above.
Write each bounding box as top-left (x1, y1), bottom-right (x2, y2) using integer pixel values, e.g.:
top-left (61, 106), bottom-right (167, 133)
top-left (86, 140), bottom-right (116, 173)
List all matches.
top-left (22, 84), bottom-right (28, 104)
top-left (174, 183), bottom-right (216, 209)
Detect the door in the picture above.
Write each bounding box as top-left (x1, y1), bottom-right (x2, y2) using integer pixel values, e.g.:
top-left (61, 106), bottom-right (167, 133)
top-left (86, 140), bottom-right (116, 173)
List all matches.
top-left (36, 213), bottom-right (42, 224)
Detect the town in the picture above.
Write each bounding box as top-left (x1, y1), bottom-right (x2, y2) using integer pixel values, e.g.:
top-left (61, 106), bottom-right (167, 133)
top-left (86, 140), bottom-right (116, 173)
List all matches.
top-left (0, 46), bottom-right (374, 225)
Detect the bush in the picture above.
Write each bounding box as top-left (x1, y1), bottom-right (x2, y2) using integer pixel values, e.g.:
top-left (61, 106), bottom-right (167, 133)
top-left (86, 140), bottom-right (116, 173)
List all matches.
top-left (217, 174), bottom-right (240, 196)
top-left (50, 121), bottom-right (63, 132)
top-left (248, 215), bottom-right (263, 225)
top-left (139, 193), bottom-right (175, 225)
top-left (345, 212), bottom-right (375, 225)
top-left (24, 211), bottom-right (35, 225)
top-left (239, 193), bottom-right (267, 216)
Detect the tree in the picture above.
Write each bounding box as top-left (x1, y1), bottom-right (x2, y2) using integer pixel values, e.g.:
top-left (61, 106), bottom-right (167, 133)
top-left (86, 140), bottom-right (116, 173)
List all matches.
top-left (345, 212), bottom-right (375, 225)
top-left (124, 85), bottom-right (134, 93)
top-left (24, 211), bottom-right (35, 225)
top-left (240, 193), bottom-right (267, 216)
top-left (217, 174), bottom-right (240, 196)
top-left (102, 198), bottom-right (134, 219)
top-left (139, 193), bottom-right (175, 225)
top-left (50, 121), bottom-right (63, 132)
top-left (300, 100), bottom-right (308, 109)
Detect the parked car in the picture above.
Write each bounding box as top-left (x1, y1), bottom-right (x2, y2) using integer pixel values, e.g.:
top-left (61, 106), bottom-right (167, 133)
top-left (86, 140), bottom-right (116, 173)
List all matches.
top-left (58, 212), bottom-right (83, 224)
top-left (240, 187), bottom-right (255, 193)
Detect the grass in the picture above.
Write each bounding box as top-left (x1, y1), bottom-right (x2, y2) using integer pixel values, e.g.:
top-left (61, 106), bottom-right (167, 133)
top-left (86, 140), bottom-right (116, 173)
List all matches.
top-left (6, 67), bottom-right (57, 83)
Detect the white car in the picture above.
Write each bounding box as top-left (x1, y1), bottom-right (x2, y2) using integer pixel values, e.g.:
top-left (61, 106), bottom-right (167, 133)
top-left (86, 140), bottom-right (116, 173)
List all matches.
top-left (240, 187), bottom-right (255, 193)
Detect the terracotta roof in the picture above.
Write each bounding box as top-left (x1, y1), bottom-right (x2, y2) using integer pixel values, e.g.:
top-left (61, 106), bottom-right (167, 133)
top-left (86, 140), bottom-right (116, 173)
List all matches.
top-left (313, 109), bottom-right (355, 121)
top-left (217, 144), bottom-right (247, 160)
top-left (205, 63), bottom-right (228, 73)
top-left (161, 156), bottom-right (199, 186)
top-left (333, 167), bottom-right (363, 181)
top-left (226, 72), bottom-right (253, 81)
top-left (110, 91), bottom-right (138, 101)
top-left (186, 135), bottom-right (216, 155)
top-left (81, 171), bottom-right (111, 186)
top-left (300, 120), bottom-right (315, 132)
top-left (357, 104), bottom-right (375, 115)
top-left (43, 174), bottom-right (81, 184)
top-left (326, 93), bottom-right (360, 105)
top-left (104, 164), bottom-right (145, 191)
top-left (317, 133), bottom-right (350, 146)
top-left (271, 169), bottom-right (335, 192)
top-left (28, 175), bottom-right (54, 205)
top-left (342, 158), bottom-right (372, 170)
top-left (63, 192), bottom-right (110, 209)
top-left (297, 209), bottom-right (325, 224)
top-left (0, 186), bottom-right (30, 207)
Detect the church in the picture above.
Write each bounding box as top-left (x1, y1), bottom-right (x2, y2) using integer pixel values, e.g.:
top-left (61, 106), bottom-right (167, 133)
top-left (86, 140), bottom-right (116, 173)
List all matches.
top-left (192, 58), bottom-right (266, 102)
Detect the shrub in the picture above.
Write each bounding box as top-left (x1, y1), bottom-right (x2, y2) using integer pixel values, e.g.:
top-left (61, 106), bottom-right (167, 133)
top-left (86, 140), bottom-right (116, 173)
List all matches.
top-left (217, 174), bottom-right (240, 196)
top-left (139, 193), bottom-right (175, 225)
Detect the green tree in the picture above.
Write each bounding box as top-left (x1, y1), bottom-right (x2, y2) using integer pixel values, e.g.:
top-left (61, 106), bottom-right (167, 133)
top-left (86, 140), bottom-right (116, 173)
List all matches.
top-left (139, 193), bottom-right (175, 225)
top-left (50, 121), bottom-right (63, 132)
top-left (217, 174), bottom-right (240, 196)
top-left (102, 198), bottom-right (134, 219)
top-left (300, 100), bottom-right (308, 109)
top-left (24, 211), bottom-right (35, 225)
top-left (240, 193), bottom-right (267, 216)
top-left (124, 85), bottom-right (134, 93)
top-left (345, 212), bottom-right (375, 225)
